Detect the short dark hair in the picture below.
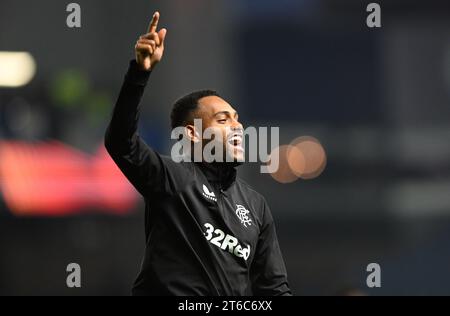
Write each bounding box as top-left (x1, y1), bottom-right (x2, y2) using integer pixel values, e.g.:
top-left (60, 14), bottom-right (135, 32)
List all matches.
top-left (170, 90), bottom-right (221, 129)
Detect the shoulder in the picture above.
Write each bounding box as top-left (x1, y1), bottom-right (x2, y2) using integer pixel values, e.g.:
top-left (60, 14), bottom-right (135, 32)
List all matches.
top-left (158, 154), bottom-right (196, 188)
top-left (236, 178), bottom-right (266, 203)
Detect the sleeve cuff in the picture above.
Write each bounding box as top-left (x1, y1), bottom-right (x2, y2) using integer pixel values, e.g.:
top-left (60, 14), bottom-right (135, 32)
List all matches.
top-left (125, 60), bottom-right (152, 86)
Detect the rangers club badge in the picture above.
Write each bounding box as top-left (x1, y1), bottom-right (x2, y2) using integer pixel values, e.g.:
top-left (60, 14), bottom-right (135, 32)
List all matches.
top-left (235, 204), bottom-right (252, 228)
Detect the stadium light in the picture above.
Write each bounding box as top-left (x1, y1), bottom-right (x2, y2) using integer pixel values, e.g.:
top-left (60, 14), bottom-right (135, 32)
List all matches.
top-left (0, 51), bottom-right (36, 87)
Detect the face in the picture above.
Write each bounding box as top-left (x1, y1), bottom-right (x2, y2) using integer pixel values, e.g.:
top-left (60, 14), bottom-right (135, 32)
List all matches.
top-left (189, 95), bottom-right (244, 163)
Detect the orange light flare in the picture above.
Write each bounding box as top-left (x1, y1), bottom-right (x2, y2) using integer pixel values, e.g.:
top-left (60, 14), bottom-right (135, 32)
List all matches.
top-left (268, 136), bottom-right (327, 183)
top-left (289, 136), bottom-right (327, 180)
top-left (268, 145), bottom-right (303, 184)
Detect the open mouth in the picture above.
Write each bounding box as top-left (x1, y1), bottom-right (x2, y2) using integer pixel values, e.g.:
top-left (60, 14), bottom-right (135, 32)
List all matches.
top-left (227, 133), bottom-right (244, 152)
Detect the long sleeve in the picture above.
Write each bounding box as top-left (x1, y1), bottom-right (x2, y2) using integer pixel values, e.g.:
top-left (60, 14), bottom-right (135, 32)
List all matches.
top-left (250, 201), bottom-right (292, 296)
top-left (104, 60), bottom-right (168, 197)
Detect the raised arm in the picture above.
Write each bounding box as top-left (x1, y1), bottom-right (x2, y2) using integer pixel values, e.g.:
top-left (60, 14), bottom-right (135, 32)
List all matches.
top-left (104, 12), bottom-right (168, 196)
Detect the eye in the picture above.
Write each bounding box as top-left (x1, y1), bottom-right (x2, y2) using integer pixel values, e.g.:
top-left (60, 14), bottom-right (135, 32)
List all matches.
top-left (218, 119), bottom-right (227, 124)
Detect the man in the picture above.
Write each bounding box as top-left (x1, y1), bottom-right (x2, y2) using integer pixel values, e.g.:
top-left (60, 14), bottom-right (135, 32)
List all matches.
top-left (105, 11), bottom-right (291, 296)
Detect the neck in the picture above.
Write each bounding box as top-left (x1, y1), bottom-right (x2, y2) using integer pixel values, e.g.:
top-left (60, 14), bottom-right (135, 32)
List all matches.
top-left (196, 161), bottom-right (238, 190)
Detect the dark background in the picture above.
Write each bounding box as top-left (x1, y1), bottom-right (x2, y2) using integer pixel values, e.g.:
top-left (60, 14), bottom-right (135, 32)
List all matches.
top-left (1, 0), bottom-right (450, 295)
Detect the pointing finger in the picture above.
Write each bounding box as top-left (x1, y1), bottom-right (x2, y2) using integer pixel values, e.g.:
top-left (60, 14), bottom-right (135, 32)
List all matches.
top-left (148, 11), bottom-right (160, 33)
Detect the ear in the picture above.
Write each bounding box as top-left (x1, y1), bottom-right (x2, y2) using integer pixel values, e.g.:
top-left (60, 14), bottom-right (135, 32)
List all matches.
top-left (185, 125), bottom-right (201, 143)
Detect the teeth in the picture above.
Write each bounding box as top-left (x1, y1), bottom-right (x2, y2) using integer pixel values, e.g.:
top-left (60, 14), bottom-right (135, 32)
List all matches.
top-left (230, 137), bottom-right (241, 144)
top-left (228, 133), bottom-right (243, 147)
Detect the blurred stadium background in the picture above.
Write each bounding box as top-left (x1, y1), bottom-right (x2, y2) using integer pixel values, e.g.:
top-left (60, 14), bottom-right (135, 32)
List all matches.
top-left (1, 0), bottom-right (450, 295)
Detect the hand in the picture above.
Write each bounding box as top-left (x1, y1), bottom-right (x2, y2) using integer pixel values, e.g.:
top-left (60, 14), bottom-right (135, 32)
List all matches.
top-left (135, 11), bottom-right (167, 71)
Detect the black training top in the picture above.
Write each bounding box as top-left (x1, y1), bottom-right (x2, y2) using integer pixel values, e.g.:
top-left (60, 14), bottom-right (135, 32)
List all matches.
top-left (105, 60), bottom-right (291, 296)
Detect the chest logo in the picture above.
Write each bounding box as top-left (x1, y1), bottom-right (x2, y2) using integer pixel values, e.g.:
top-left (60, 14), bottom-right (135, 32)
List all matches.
top-left (202, 184), bottom-right (217, 202)
top-left (235, 204), bottom-right (252, 228)
top-left (204, 223), bottom-right (251, 261)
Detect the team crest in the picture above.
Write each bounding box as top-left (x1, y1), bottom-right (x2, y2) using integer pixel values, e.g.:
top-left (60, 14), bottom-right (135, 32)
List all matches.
top-left (235, 204), bottom-right (252, 228)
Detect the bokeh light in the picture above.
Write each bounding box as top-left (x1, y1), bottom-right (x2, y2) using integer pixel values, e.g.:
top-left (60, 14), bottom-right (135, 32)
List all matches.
top-left (290, 136), bottom-right (327, 180)
top-left (269, 136), bottom-right (327, 183)
top-left (0, 52), bottom-right (36, 87)
top-left (268, 145), bottom-right (301, 183)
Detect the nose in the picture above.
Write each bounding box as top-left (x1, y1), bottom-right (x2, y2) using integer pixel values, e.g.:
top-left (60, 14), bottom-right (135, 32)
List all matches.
top-left (231, 119), bottom-right (243, 130)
